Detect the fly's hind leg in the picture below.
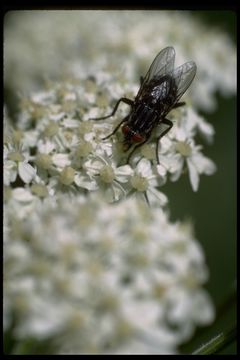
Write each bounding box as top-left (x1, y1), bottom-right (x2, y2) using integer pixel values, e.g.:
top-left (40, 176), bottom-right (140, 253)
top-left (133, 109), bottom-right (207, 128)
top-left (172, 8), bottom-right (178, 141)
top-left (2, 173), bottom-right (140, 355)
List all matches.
top-left (156, 118), bottom-right (173, 164)
top-left (172, 101), bottom-right (185, 109)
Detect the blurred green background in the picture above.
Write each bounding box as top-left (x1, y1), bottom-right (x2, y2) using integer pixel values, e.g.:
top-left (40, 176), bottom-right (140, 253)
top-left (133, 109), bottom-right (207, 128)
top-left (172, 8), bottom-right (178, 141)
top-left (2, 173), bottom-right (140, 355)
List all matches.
top-left (4, 10), bottom-right (236, 354)
top-left (164, 11), bottom-right (236, 355)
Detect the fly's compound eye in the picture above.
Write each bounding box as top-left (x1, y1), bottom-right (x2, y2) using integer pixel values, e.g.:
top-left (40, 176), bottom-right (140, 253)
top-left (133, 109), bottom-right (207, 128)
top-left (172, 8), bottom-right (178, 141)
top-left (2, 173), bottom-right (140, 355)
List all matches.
top-left (131, 132), bottom-right (145, 143)
top-left (122, 124), bottom-right (131, 135)
top-left (122, 124), bottom-right (145, 143)
top-left (122, 125), bottom-right (145, 143)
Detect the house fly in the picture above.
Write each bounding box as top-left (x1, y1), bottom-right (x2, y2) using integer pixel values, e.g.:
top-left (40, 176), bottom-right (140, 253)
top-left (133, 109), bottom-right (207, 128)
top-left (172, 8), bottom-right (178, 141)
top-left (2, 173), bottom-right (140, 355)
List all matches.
top-left (90, 46), bottom-right (197, 163)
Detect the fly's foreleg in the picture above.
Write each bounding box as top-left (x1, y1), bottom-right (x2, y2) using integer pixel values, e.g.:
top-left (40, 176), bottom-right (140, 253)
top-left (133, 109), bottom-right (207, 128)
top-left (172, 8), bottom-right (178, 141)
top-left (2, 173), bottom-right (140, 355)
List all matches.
top-left (102, 116), bottom-right (129, 140)
top-left (125, 138), bottom-right (149, 164)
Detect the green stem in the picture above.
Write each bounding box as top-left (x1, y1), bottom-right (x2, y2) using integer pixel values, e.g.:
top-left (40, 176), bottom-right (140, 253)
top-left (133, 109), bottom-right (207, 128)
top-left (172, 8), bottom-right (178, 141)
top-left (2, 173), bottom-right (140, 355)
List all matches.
top-left (192, 326), bottom-right (236, 355)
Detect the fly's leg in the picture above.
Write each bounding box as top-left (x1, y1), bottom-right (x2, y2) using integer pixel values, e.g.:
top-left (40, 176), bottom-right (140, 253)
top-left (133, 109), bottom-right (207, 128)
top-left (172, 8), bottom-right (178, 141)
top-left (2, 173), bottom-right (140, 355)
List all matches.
top-left (89, 97), bottom-right (133, 120)
top-left (102, 116), bottom-right (129, 140)
top-left (156, 118), bottom-right (173, 164)
top-left (126, 138), bottom-right (149, 163)
top-left (172, 101), bottom-right (185, 109)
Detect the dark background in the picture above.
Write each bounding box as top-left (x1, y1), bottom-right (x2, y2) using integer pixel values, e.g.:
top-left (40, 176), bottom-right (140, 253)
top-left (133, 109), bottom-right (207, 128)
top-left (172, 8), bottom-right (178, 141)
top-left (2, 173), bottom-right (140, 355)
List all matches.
top-left (164, 11), bottom-right (236, 355)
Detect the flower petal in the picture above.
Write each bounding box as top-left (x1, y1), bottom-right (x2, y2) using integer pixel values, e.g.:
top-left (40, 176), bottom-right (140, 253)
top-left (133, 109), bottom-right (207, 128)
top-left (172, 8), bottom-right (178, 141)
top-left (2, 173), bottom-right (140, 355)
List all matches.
top-left (136, 158), bottom-right (151, 177)
top-left (187, 158), bottom-right (199, 192)
top-left (147, 187), bottom-right (168, 206)
top-left (74, 173), bottom-right (98, 190)
top-left (12, 188), bottom-right (34, 202)
top-left (18, 162), bottom-right (36, 184)
top-left (52, 154), bottom-right (71, 168)
top-left (115, 165), bottom-right (134, 182)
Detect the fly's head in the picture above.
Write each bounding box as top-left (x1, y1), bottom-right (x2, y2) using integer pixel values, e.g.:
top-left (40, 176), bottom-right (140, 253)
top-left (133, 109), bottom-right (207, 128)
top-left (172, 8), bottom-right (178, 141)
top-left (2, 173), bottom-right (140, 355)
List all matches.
top-left (121, 124), bottom-right (146, 151)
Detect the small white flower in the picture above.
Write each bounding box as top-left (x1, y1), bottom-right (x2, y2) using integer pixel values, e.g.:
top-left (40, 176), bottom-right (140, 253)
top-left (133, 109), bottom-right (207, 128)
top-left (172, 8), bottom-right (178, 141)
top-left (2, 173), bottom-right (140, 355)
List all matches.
top-left (186, 151), bottom-right (216, 192)
top-left (166, 139), bottom-right (216, 192)
top-left (131, 158), bottom-right (168, 206)
top-left (4, 147), bottom-right (36, 185)
top-left (82, 154), bottom-right (133, 201)
top-left (171, 106), bottom-right (215, 143)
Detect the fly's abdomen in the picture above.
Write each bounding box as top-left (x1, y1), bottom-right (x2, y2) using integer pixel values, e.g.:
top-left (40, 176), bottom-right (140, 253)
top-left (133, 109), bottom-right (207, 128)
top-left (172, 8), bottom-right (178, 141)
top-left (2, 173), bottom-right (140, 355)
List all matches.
top-left (130, 102), bottom-right (159, 136)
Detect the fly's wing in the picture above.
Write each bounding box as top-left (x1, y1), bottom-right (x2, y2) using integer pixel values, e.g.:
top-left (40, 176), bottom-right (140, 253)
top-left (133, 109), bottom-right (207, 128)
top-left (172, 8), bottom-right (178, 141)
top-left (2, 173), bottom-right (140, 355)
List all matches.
top-left (172, 61), bottom-right (197, 103)
top-left (136, 47), bottom-right (175, 99)
top-left (144, 46), bottom-right (176, 83)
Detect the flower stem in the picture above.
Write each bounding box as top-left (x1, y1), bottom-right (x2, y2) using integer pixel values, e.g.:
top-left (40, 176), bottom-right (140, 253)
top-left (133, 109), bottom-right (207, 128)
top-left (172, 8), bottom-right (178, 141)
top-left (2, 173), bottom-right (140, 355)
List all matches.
top-left (192, 326), bottom-right (236, 355)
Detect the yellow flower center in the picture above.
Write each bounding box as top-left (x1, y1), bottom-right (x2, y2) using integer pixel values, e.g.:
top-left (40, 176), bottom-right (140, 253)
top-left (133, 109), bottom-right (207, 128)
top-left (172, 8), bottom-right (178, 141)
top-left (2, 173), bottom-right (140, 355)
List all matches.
top-left (60, 166), bottom-right (75, 185)
top-left (35, 154), bottom-right (52, 169)
top-left (76, 141), bottom-right (93, 157)
top-left (44, 122), bottom-right (59, 137)
top-left (100, 165), bottom-right (115, 183)
top-left (175, 141), bottom-right (192, 157)
top-left (131, 175), bottom-right (148, 192)
top-left (8, 151), bottom-right (24, 162)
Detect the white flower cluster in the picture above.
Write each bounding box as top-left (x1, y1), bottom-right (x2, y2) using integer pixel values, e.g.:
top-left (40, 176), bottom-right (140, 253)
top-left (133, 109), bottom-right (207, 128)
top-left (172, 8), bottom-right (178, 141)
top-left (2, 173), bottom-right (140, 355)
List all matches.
top-left (4, 11), bottom-right (236, 111)
top-left (4, 74), bottom-right (216, 206)
top-left (4, 10), bottom-right (229, 354)
top-left (4, 71), bottom-right (216, 352)
top-left (4, 194), bottom-right (214, 354)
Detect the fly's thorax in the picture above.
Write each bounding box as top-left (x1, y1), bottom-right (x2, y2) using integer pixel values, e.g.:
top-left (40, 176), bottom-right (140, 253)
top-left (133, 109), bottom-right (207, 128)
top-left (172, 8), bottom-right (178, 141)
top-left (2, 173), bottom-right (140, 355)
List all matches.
top-left (128, 102), bottom-right (159, 134)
